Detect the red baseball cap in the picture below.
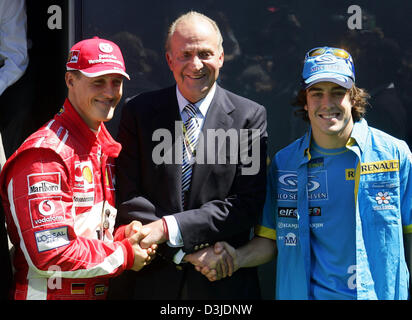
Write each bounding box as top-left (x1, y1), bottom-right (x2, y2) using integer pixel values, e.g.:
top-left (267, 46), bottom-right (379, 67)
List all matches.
top-left (66, 36), bottom-right (130, 80)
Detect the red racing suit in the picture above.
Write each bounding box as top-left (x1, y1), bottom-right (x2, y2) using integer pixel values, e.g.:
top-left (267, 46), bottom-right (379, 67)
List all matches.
top-left (0, 99), bottom-right (134, 300)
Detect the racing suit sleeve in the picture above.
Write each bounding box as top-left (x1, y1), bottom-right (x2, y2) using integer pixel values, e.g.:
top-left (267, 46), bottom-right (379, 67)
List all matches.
top-left (2, 148), bottom-right (134, 279)
top-left (400, 141), bottom-right (412, 231)
top-left (399, 141), bottom-right (412, 297)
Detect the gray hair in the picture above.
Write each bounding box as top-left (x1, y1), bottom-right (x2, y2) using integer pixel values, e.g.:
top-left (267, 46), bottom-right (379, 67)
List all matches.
top-left (165, 11), bottom-right (223, 54)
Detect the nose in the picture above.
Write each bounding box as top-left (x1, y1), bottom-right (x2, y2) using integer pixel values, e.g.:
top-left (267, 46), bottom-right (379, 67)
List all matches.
top-left (190, 55), bottom-right (203, 71)
top-left (320, 92), bottom-right (333, 108)
top-left (102, 81), bottom-right (121, 98)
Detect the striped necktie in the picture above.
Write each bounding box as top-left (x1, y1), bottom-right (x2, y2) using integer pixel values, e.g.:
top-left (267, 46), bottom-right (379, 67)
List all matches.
top-left (181, 103), bottom-right (200, 208)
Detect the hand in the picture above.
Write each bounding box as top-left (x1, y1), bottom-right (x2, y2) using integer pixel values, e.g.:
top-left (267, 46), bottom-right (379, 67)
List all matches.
top-left (125, 220), bottom-right (158, 255)
top-left (139, 219), bottom-right (168, 249)
top-left (196, 242), bottom-right (239, 282)
top-left (127, 223), bottom-right (158, 271)
top-left (184, 243), bottom-right (234, 281)
top-left (124, 220), bottom-right (143, 238)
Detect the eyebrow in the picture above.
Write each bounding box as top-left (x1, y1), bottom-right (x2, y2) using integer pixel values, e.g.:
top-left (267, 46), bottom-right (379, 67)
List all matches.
top-left (307, 85), bottom-right (347, 92)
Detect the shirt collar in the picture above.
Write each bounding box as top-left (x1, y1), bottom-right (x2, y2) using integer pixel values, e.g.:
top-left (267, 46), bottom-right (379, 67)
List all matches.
top-left (176, 83), bottom-right (217, 117)
top-left (348, 118), bottom-right (368, 153)
top-left (300, 118), bottom-right (369, 163)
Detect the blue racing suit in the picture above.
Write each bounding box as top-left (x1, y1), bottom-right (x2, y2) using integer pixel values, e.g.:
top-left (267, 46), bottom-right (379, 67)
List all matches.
top-left (256, 119), bottom-right (412, 299)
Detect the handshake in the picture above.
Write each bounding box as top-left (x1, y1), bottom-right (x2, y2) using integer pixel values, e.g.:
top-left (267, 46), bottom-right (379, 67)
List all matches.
top-left (124, 220), bottom-right (238, 281)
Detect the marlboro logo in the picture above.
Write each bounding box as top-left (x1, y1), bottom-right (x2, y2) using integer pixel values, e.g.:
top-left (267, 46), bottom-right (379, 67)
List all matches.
top-left (28, 173), bottom-right (61, 195)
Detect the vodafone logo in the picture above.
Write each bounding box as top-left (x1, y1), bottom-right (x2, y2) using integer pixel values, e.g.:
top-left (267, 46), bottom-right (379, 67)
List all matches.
top-left (38, 200), bottom-right (55, 216)
top-left (29, 196), bottom-right (65, 228)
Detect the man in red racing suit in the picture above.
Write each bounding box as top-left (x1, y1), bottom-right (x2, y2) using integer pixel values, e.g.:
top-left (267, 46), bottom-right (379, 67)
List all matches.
top-left (0, 37), bottom-right (153, 300)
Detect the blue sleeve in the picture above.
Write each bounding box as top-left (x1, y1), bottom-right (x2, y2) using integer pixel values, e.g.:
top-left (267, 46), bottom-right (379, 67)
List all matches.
top-left (399, 141), bottom-right (412, 233)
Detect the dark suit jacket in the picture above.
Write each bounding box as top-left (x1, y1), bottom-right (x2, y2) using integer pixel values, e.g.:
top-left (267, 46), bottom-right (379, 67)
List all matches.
top-left (109, 84), bottom-right (267, 300)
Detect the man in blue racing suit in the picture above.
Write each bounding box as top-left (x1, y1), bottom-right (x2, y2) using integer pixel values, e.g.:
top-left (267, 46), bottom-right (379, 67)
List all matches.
top-left (196, 46), bottom-right (412, 300)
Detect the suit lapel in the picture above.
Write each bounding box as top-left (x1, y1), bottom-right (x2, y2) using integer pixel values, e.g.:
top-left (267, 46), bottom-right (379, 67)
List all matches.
top-left (151, 86), bottom-right (184, 211)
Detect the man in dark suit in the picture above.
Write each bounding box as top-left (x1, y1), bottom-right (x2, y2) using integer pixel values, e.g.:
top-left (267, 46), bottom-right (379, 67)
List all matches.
top-left (108, 11), bottom-right (267, 300)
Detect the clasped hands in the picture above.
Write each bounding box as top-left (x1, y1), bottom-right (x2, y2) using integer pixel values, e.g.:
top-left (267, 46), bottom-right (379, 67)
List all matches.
top-left (125, 221), bottom-right (158, 271)
top-left (126, 219), bottom-right (238, 281)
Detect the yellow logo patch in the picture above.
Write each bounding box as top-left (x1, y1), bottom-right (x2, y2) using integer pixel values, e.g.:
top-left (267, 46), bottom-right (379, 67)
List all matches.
top-left (346, 160), bottom-right (399, 180)
top-left (346, 169), bottom-right (355, 180)
top-left (360, 160), bottom-right (399, 175)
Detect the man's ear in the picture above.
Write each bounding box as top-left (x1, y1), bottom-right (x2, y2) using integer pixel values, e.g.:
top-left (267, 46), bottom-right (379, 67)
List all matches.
top-left (218, 50), bottom-right (224, 68)
top-left (65, 72), bottom-right (74, 88)
top-left (165, 51), bottom-right (173, 71)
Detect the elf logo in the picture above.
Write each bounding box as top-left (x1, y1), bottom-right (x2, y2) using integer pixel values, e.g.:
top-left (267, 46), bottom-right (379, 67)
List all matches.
top-left (278, 207), bottom-right (321, 218)
top-left (278, 207), bottom-right (297, 218)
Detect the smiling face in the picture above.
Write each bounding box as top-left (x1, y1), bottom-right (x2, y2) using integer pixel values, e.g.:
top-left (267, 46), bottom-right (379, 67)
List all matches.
top-left (65, 71), bottom-right (123, 130)
top-left (305, 81), bottom-right (354, 148)
top-left (165, 16), bottom-right (224, 103)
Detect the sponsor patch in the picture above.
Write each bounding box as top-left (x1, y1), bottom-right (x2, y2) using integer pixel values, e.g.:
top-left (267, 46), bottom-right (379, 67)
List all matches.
top-left (99, 42), bottom-right (113, 53)
top-left (278, 207), bottom-right (321, 218)
top-left (30, 196), bottom-right (65, 228)
top-left (373, 191), bottom-right (396, 211)
top-left (94, 284), bottom-right (106, 296)
top-left (105, 164), bottom-right (115, 190)
top-left (73, 192), bottom-right (94, 207)
top-left (71, 283), bottom-right (86, 295)
top-left (74, 161), bottom-right (94, 190)
top-left (308, 157), bottom-right (324, 169)
top-left (309, 207), bottom-right (322, 216)
top-left (27, 172), bottom-right (61, 195)
top-left (277, 170), bottom-right (328, 201)
top-left (284, 232), bottom-right (297, 246)
top-left (346, 168), bottom-right (355, 180)
top-left (360, 160), bottom-right (399, 175)
top-left (278, 207), bottom-right (298, 218)
top-left (35, 226), bottom-right (69, 252)
top-left (67, 50), bottom-right (80, 63)
top-left (278, 222), bottom-right (298, 229)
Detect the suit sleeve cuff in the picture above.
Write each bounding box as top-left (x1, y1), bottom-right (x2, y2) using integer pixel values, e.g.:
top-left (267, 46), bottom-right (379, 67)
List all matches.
top-left (163, 215), bottom-right (184, 247)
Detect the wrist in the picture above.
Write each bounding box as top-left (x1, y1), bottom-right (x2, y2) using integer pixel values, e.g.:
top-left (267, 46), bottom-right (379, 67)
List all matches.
top-left (161, 217), bottom-right (169, 241)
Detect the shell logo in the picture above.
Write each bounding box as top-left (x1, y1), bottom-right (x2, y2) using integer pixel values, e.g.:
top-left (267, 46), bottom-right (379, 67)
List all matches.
top-left (82, 166), bottom-right (93, 184)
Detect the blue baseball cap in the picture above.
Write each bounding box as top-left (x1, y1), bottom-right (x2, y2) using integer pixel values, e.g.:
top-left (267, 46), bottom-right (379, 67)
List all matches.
top-left (302, 47), bottom-right (355, 89)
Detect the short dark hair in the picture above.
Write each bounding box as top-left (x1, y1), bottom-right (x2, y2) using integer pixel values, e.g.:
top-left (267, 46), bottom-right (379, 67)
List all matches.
top-left (292, 85), bottom-right (370, 122)
top-left (67, 70), bottom-right (82, 79)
